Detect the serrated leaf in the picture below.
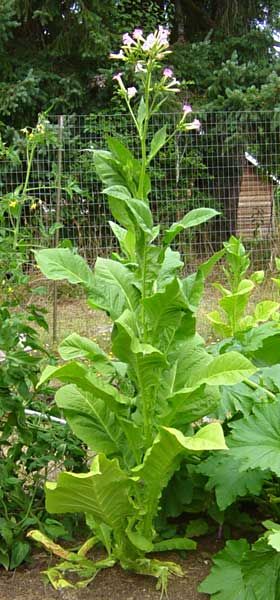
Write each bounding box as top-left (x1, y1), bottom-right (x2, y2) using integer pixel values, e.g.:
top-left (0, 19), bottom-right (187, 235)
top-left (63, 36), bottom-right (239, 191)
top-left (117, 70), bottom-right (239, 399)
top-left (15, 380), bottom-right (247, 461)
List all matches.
top-left (230, 403), bottom-right (280, 475)
top-left (199, 539), bottom-right (249, 599)
top-left (10, 541), bottom-right (30, 569)
top-left (198, 451), bottom-right (268, 510)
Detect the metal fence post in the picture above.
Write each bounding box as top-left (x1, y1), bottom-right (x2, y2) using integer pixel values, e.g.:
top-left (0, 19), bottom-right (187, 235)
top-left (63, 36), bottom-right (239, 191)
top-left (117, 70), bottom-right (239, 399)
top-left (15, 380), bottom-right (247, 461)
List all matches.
top-left (52, 115), bottom-right (64, 344)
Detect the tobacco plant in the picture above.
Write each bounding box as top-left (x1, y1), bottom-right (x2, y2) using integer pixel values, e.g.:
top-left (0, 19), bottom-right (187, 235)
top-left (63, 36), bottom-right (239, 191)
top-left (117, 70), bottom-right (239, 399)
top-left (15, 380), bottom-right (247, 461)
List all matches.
top-left (31, 27), bottom-right (256, 593)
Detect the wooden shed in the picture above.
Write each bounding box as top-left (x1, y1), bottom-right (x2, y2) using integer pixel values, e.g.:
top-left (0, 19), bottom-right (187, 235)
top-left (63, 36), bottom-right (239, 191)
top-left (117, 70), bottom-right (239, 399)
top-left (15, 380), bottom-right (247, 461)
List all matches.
top-left (236, 156), bottom-right (275, 239)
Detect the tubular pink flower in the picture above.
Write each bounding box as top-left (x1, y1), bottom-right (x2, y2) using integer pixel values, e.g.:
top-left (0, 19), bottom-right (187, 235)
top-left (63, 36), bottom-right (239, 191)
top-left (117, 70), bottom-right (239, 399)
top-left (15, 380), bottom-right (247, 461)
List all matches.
top-left (183, 103), bottom-right (192, 114)
top-left (122, 33), bottom-right (135, 47)
top-left (187, 118), bottom-right (201, 131)
top-left (163, 67), bottom-right (173, 78)
top-left (112, 72), bottom-right (126, 92)
top-left (133, 28), bottom-right (143, 40)
top-left (127, 86), bottom-right (137, 99)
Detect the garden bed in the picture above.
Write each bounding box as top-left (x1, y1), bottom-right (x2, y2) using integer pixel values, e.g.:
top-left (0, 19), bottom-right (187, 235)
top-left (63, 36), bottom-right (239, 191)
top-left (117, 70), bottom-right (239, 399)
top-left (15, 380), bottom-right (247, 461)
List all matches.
top-left (0, 538), bottom-right (221, 600)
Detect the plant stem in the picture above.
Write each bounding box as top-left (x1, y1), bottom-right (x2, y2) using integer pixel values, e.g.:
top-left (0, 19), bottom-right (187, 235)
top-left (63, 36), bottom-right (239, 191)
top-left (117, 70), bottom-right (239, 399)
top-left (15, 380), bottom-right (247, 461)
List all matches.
top-left (243, 377), bottom-right (276, 401)
top-left (13, 142), bottom-right (36, 250)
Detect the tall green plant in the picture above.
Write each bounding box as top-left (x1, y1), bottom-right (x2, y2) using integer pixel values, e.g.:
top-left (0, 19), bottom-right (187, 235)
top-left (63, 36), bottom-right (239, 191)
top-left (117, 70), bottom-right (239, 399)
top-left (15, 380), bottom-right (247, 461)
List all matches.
top-left (31, 27), bottom-right (256, 593)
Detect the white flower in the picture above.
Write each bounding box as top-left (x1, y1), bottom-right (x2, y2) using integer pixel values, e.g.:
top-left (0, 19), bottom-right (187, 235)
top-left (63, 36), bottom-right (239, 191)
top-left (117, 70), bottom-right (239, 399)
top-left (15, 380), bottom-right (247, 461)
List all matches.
top-left (109, 50), bottom-right (125, 60)
top-left (0, 350), bottom-right (6, 363)
top-left (127, 86), bottom-right (137, 99)
top-left (143, 33), bottom-right (156, 51)
top-left (135, 61), bottom-right (146, 73)
top-left (158, 25), bottom-right (170, 45)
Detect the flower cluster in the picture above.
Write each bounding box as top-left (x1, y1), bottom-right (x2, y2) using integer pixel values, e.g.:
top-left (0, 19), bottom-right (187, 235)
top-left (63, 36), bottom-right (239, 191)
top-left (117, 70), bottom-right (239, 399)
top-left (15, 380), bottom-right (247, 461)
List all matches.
top-left (110, 26), bottom-right (171, 62)
top-left (110, 26), bottom-right (201, 131)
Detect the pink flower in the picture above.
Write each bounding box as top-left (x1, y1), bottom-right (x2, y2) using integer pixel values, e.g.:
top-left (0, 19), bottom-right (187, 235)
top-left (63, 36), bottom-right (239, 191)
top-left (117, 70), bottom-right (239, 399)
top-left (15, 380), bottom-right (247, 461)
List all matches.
top-left (188, 118), bottom-right (201, 131)
top-left (113, 72), bottom-right (123, 82)
top-left (133, 28), bottom-right (143, 40)
top-left (122, 33), bottom-right (135, 46)
top-left (112, 72), bottom-right (125, 91)
top-left (183, 103), bottom-right (192, 114)
top-left (127, 86), bottom-right (137, 99)
top-left (109, 50), bottom-right (124, 60)
top-left (163, 67), bottom-right (173, 78)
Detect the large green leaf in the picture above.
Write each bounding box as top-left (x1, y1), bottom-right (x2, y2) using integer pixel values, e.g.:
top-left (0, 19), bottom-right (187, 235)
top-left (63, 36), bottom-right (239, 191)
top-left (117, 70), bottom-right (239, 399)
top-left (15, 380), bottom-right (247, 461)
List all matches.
top-left (58, 333), bottom-right (107, 362)
top-left (136, 424), bottom-right (226, 525)
top-left (89, 257), bottom-right (140, 319)
top-left (199, 539), bottom-right (250, 599)
top-left (103, 185), bottom-right (153, 233)
top-left (35, 248), bottom-right (94, 289)
top-left (230, 403), bottom-right (280, 475)
top-left (46, 454), bottom-right (133, 532)
top-left (93, 150), bottom-right (127, 188)
top-left (196, 352), bottom-right (256, 387)
top-left (161, 384), bottom-right (220, 426)
top-left (156, 247), bottom-right (183, 290)
top-left (198, 451), bottom-right (269, 510)
top-left (112, 310), bottom-right (167, 393)
top-left (55, 384), bottom-right (125, 455)
top-left (38, 363), bottom-right (129, 411)
top-left (200, 536), bottom-right (280, 600)
top-left (143, 278), bottom-right (192, 351)
top-left (163, 208), bottom-right (219, 245)
top-left (242, 538), bottom-right (280, 600)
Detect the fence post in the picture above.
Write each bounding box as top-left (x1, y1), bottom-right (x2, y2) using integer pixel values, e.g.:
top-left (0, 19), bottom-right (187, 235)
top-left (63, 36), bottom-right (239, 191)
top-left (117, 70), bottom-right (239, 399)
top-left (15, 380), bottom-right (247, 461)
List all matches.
top-left (52, 115), bottom-right (64, 344)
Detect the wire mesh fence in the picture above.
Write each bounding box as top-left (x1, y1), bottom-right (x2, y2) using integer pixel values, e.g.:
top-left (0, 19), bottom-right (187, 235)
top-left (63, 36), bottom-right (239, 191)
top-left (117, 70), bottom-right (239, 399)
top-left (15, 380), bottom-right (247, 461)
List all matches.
top-left (1, 110), bottom-right (280, 340)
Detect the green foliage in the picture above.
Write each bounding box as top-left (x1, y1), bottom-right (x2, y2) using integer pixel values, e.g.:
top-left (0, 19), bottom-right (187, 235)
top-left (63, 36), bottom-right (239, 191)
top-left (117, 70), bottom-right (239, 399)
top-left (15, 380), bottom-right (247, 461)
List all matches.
top-left (207, 236), bottom-right (278, 338)
top-left (0, 303), bottom-right (87, 569)
top-left (199, 531), bottom-right (280, 600)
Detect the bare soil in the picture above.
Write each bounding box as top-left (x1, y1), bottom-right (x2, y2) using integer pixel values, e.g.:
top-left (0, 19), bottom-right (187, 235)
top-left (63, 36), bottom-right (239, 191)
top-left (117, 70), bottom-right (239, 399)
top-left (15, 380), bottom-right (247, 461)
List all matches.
top-left (0, 538), bottom-right (221, 600)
